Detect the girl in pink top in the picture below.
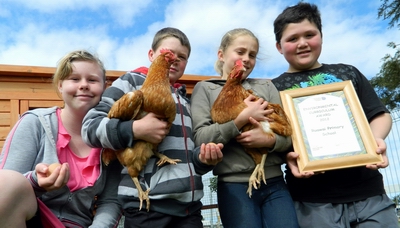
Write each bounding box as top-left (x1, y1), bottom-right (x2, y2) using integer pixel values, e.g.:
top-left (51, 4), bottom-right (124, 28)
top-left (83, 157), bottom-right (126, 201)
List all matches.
top-left (0, 50), bottom-right (122, 227)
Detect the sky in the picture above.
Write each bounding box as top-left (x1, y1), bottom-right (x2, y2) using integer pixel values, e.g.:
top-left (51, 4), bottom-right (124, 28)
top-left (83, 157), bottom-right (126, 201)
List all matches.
top-left (0, 0), bottom-right (399, 80)
top-left (2, 0), bottom-right (400, 205)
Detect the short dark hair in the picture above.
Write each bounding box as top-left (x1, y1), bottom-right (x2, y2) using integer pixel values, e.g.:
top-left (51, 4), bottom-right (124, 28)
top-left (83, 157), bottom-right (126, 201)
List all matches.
top-left (152, 27), bottom-right (191, 57)
top-left (273, 2), bottom-right (322, 43)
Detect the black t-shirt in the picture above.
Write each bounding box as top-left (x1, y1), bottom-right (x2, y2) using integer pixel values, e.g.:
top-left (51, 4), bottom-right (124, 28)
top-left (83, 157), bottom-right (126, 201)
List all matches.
top-left (272, 63), bottom-right (389, 203)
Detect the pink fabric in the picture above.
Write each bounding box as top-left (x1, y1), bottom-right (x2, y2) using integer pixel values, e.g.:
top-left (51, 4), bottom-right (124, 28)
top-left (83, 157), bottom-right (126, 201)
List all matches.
top-left (37, 199), bottom-right (64, 228)
top-left (56, 109), bottom-right (100, 192)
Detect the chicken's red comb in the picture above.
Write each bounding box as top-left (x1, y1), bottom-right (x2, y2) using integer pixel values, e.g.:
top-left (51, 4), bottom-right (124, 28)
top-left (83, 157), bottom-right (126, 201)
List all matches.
top-left (235, 59), bottom-right (246, 72)
top-left (160, 48), bottom-right (176, 62)
top-left (160, 48), bottom-right (172, 54)
top-left (235, 59), bottom-right (243, 66)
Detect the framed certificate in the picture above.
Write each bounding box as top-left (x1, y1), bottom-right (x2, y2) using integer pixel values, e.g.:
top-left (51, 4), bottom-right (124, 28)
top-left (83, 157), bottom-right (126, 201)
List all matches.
top-left (280, 80), bottom-right (383, 172)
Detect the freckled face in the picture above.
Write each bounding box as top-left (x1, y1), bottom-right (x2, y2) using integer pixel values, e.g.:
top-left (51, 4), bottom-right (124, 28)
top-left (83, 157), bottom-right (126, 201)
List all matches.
top-left (148, 37), bottom-right (189, 84)
top-left (58, 61), bottom-right (105, 114)
top-left (276, 19), bottom-right (322, 72)
top-left (219, 35), bottom-right (258, 80)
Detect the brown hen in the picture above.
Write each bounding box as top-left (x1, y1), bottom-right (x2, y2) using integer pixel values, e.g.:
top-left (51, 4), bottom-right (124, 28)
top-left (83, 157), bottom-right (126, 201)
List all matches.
top-left (211, 59), bottom-right (292, 197)
top-left (102, 49), bottom-right (181, 210)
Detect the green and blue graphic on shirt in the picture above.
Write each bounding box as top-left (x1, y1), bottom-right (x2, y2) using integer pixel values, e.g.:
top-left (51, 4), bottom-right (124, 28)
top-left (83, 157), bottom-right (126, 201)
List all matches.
top-left (289, 73), bottom-right (343, 90)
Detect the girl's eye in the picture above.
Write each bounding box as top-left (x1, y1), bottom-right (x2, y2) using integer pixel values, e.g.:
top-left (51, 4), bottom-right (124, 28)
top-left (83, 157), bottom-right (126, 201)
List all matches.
top-left (67, 75), bottom-right (79, 81)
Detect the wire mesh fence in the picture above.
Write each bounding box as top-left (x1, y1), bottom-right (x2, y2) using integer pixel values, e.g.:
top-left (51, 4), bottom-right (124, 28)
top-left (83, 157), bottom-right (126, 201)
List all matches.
top-left (201, 173), bottom-right (222, 227)
top-left (381, 109), bottom-right (400, 200)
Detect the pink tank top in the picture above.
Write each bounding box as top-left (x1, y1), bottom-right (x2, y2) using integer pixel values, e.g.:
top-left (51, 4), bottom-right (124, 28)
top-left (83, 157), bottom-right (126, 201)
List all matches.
top-left (56, 109), bottom-right (100, 192)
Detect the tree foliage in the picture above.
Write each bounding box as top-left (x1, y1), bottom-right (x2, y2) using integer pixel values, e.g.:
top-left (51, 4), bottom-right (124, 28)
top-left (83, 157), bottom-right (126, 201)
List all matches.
top-left (378, 0), bottom-right (400, 29)
top-left (392, 194), bottom-right (400, 208)
top-left (370, 0), bottom-right (400, 110)
top-left (209, 176), bottom-right (218, 192)
top-left (370, 42), bottom-right (400, 110)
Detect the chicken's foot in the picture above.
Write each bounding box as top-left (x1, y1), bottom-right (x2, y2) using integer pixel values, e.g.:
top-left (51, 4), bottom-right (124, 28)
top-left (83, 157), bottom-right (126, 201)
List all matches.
top-left (258, 154), bottom-right (267, 185)
top-left (246, 154), bottom-right (267, 198)
top-left (154, 151), bottom-right (181, 166)
top-left (132, 177), bottom-right (150, 211)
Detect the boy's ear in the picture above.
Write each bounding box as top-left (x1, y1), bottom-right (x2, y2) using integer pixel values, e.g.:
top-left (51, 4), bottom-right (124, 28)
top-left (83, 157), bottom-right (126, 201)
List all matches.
top-left (276, 42), bottom-right (283, 54)
top-left (148, 49), bottom-right (155, 62)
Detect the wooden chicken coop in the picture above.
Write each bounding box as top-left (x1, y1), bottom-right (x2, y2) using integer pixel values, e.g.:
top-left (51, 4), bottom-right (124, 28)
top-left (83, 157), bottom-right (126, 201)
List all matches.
top-left (0, 64), bottom-right (215, 152)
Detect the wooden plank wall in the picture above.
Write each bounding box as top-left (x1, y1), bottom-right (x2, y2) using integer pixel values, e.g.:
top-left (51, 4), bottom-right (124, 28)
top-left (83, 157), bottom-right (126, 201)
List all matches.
top-left (0, 100), bottom-right (11, 150)
top-left (0, 64), bottom-right (215, 152)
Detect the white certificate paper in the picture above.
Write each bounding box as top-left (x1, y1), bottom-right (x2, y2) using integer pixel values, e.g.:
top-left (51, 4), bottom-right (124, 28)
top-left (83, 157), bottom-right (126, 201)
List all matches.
top-left (297, 94), bottom-right (361, 157)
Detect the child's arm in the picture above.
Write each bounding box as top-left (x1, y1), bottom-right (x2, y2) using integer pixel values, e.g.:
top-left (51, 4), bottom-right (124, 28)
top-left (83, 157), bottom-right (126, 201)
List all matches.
top-left (370, 113), bottom-right (392, 139)
top-left (366, 112), bottom-right (392, 170)
top-left (82, 72), bottom-right (167, 150)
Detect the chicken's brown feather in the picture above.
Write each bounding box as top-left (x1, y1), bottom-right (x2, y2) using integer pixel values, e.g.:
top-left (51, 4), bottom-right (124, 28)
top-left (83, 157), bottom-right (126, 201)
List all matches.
top-left (101, 49), bottom-right (179, 210)
top-left (211, 60), bottom-right (292, 196)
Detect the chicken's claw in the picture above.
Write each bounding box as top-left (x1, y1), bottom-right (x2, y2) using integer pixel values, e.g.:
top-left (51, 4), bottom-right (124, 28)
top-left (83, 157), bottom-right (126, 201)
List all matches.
top-left (154, 151), bottom-right (181, 166)
top-left (138, 189), bottom-right (150, 211)
top-left (247, 164), bottom-right (261, 198)
top-left (133, 177), bottom-right (151, 211)
top-left (257, 154), bottom-right (267, 185)
top-left (246, 154), bottom-right (268, 198)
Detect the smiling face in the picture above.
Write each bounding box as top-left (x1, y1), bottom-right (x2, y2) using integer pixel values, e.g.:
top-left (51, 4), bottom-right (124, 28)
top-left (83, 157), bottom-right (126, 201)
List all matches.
top-left (148, 37), bottom-right (189, 84)
top-left (58, 61), bottom-right (105, 115)
top-left (219, 34), bottom-right (258, 80)
top-left (276, 19), bottom-right (323, 72)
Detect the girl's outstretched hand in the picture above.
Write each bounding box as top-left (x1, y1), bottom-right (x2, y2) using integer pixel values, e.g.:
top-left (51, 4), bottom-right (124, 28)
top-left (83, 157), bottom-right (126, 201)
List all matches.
top-left (199, 143), bottom-right (223, 166)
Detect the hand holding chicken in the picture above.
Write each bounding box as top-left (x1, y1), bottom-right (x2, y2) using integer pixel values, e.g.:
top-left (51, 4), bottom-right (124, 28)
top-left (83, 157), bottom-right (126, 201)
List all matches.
top-left (102, 49), bottom-right (181, 211)
top-left (211, 59), bottom-right (292, 197)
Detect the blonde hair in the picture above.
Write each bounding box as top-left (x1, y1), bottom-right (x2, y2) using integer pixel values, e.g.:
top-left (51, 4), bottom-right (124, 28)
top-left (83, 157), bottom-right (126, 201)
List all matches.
top-left (53, 50), bottom-right (106, 96)
top-left (214, 28), bottom-right (259, 75)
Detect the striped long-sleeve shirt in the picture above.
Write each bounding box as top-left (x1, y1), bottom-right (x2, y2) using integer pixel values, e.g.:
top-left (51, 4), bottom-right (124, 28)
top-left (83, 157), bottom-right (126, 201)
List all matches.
top-left (82, 68), bottom-right (213, 216)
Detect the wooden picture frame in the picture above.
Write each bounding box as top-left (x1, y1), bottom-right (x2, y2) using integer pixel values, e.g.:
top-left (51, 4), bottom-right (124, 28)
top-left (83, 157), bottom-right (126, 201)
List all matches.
top-left (280, 80), bottom-right (382, 172)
